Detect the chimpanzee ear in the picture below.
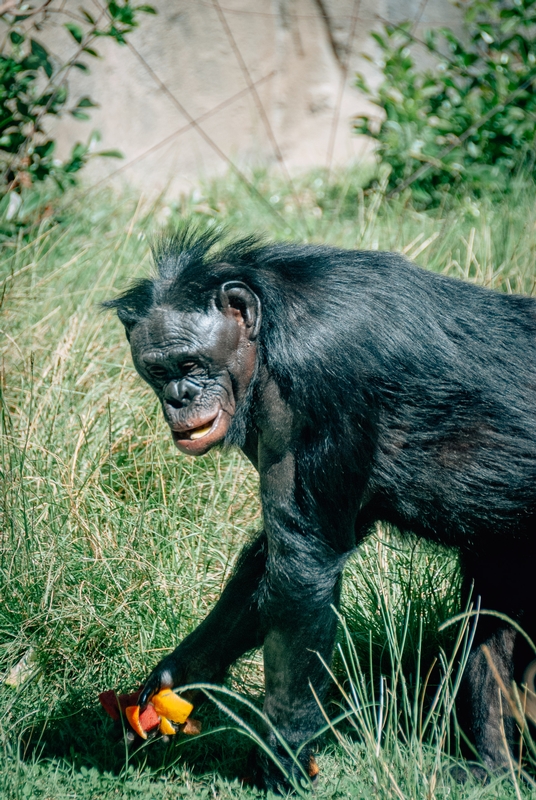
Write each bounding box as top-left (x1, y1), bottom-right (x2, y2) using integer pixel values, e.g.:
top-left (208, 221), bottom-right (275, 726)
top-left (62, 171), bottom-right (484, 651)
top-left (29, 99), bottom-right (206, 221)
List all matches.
top-left (116, 308), bottom-right (138, 342)
top-left (218, 281), bottom-right (261, 340)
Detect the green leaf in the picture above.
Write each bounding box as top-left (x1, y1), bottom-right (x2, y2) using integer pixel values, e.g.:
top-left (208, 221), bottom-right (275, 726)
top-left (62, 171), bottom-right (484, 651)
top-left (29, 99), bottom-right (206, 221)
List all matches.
top-left (370, 31), bottom-right (386, 48)
top-left (81, 10), bottom-right (95, 24)
top-left (71, 142), bottom-right (88, 160)
top-left (76, 96), bottom-right (98, 108)
top-left (63, 159), bottom-right (85, 173)
top-left (34, 140), bottom-right (55, 158)
top-left (30, 40), bottom-right (49, 61)
top-left (65, 23), bottom-right (84, 44)
top-left (82, 47), bottom-right (100, 58)
top-left (9, 31), bottom-right (25, 45)
top-left (70, 110), bottom-right (91, 120)
top-left (96, 149), bottom-right (124, 158)
top-left (30, 40), bottom-right (54, 77)
top-left (108, 1), bottom-right (120, 18)
top-left (73, 62), bottom-right (89, 72)
top-left (107, 26), bottom-right (127, 45)
top-left (136, 4), bottom-right (157, 12)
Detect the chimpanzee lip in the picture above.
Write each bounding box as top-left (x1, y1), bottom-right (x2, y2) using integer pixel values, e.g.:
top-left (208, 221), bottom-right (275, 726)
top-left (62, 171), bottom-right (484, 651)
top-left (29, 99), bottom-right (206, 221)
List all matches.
top-left (171, 412), bottom-right (220, 442)
top-left (170, 409), bottom-right (229, 455)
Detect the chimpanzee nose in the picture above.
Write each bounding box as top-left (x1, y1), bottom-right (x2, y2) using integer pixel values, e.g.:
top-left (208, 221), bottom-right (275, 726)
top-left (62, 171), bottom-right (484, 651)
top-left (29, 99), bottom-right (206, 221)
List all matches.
top-left (164, 378), bottom-right (201, 408)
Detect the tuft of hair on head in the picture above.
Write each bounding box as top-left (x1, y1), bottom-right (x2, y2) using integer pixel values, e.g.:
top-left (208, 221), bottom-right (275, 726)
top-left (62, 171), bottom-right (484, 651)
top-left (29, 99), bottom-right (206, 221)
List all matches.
top-left (102, 222), bottom-right (223, 325)
top-left (152, 222), bottom-right (225, 281)
top-left (102, 221), bottom-right (267, 325)
top-left (101, 278), bottom-right (154, 331)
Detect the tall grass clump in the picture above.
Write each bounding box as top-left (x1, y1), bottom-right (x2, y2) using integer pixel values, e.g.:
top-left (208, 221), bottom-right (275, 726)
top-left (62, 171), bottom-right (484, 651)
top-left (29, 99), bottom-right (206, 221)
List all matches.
top-left (1, 175), bottom-right (536, 797)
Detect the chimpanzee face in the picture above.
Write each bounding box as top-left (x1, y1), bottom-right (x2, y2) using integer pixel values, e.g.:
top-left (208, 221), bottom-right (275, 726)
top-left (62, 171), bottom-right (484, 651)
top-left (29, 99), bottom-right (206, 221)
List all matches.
top-left (127, 284), bottom-right (260, 456)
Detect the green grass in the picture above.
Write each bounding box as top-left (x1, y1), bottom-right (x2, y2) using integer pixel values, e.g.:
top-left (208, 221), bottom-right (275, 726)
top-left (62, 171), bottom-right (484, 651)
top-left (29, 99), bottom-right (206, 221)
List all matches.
top-left (2, 172), bottom-right (536, 798)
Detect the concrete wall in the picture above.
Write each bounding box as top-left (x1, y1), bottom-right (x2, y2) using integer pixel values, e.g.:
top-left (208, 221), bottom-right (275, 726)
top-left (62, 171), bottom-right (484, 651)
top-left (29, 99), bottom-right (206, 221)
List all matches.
top-left (16, 0), bottom-right (463, 195)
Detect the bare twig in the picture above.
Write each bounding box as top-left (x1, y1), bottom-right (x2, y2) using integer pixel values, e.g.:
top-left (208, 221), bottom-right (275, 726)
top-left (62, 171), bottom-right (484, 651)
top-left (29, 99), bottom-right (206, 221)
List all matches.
top-left (0, 0), bottom-right (17, 16)
top-left (211, 0), bottom-right (283, 170)
top-left (124, 38), bottom-right (292, 230)
top-left (199, 2), bottom-right (376, 23)
top-left (325, 0), bottom-right (361, 178)
top-left (211, 0), bottom-right (307, 225)
top-left (83, 71), bottom-right (276, 194)
top-left (312, 0), bottom-right (344, 69)
top-left (410, 0), bottom-right (430, 34)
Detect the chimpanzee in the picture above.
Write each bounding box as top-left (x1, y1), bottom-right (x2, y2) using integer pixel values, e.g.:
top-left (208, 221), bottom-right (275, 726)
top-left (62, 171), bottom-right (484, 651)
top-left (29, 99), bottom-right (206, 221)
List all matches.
top-left (104, 226), bottom-right (536, 791)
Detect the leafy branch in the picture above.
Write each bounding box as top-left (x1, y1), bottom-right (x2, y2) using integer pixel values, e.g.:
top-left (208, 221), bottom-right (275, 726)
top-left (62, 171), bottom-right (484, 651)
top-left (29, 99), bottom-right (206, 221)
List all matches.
top-left (355, 0), bottom-right (536, 207)
top-left (0, 0), bottom-right (156, 193)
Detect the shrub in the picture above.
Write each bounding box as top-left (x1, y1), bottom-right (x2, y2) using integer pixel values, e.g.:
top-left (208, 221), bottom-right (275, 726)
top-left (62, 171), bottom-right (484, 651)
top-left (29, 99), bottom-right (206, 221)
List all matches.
top-left (355, 0), bottom-right (536, 206)
top-left (0, 1), bottom-right (155, 194)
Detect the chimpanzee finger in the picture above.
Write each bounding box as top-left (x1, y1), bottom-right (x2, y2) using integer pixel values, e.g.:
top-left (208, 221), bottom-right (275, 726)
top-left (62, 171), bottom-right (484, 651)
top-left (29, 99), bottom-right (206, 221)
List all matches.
top-left (139, 666), bottom-right (174, 708)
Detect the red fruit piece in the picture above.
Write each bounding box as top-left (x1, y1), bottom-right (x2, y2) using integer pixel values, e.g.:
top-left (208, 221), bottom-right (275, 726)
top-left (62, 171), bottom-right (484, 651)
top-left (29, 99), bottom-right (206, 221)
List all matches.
top-left (98, 690), bottom-right (121, 721)
top-left (99, 688), bottom-right (160, 734)
top-left (99, 689), bottom-right (143, 720)
top-left (138, 703), bottom-right (160, 732)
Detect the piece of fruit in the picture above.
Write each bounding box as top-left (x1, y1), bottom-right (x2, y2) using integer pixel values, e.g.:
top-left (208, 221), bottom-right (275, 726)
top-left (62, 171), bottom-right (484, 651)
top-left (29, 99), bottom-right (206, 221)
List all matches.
top-left (139, 704), bottom-right (160, 732)
top-left (99, 688), bottom-right (143, 720)
top-left (308, 756), bottom-right (320, 778)
top-left (125, 705), bottom-right (147, 739)
top-left (98, 689), bottom-right (121, 721)
top-left (182, 717), bottom-right (202, 735)
top-left (151, 688), bottom-right (193, 723)
top-left (159, 716), bottom-right (177, 735)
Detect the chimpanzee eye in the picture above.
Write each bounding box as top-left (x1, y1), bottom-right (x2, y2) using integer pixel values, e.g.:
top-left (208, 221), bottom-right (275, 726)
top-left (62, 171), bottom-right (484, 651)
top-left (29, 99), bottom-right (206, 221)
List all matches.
top-left (147, 365), bottom-right (168, 382)
top-left (179, 361), bottom-right (197, 374)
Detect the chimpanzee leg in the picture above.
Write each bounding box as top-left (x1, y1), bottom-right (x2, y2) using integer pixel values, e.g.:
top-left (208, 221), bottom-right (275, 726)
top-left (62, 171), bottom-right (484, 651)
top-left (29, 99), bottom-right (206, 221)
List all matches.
top-left (140, 532), bottom-right (267, 704)
top-left (463, 620), bottom-right (516, 771)
top-left (459, 546), bottom-right (528, 773)
top-left (249, 549), bottom-right (345, 792)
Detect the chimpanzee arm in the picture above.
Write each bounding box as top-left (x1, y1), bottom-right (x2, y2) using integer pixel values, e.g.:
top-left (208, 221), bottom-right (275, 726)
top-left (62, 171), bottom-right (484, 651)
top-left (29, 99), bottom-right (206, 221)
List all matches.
top-left (139, 531), bottom-right (267, 705)
top-left (249, 445), bottom-right (355, 791)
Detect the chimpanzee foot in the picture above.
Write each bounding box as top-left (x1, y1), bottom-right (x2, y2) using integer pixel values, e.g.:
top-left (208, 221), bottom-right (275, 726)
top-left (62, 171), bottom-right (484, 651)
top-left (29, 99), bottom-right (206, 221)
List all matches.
top-left (245, 746), bottom-right (319, 794)
top-left (450, 762), bottom-right (490, 785)
top-left (450, 760), bottom-right (512, 786)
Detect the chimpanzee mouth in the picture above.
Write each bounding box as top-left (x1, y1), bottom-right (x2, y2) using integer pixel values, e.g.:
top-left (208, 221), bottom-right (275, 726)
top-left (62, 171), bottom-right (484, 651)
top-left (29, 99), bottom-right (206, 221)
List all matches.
top-left (172, 414), bottom-right (219, 442)
top-left (170, 410), bottom-right (231, 456)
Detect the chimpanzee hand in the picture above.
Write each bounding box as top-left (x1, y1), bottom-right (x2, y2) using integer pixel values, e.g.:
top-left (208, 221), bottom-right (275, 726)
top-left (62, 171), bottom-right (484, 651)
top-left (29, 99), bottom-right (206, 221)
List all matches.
top-left (138, 651), bottom-right (183, 708)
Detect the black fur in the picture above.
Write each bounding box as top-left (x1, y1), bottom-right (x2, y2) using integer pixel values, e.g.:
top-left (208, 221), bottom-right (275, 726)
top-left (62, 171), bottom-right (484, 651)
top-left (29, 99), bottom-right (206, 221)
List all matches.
top-left (105, 227), bottom-right (536, 790)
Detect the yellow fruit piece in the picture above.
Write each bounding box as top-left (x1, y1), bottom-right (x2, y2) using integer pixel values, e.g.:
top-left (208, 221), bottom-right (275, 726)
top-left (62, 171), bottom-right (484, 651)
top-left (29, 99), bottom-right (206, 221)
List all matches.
top-left (159, 715), bottom-right (177, 735)
top-left (151, 689), bottom-right (193, 724)
top-left (125, 705), bottom-right (147, 739)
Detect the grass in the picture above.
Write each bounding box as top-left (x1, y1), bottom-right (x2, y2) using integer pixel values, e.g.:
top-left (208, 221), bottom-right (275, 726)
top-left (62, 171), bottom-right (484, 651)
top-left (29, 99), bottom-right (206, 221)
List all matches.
top-left (1, 170), bottom-right (536, 798)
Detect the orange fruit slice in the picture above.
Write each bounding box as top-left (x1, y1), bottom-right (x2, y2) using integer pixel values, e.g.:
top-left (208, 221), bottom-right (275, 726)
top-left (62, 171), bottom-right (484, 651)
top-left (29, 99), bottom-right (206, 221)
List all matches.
top-left (151, 689), bottom-right (193, 724)
top-left (125, 705), bottom-right (147, 739)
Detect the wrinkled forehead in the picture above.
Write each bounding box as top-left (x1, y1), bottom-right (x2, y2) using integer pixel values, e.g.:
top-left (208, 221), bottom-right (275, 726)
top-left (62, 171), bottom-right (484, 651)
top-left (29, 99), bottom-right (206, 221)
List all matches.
top-left (131, 305), bottom-right (239, 360)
